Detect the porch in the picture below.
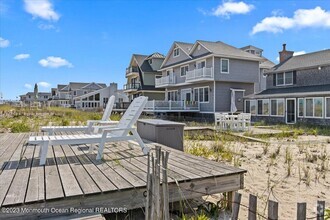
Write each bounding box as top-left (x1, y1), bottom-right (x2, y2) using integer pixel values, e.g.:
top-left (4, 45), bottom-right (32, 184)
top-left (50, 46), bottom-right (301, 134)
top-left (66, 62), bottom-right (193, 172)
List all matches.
top-left (144, 100), bottom-right (200, 112)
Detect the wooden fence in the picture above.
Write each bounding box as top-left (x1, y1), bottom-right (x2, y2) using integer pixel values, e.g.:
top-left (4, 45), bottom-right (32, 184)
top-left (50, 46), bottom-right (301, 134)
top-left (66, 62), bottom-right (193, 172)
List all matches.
top-left (231, 192), bottom-right (327, 220)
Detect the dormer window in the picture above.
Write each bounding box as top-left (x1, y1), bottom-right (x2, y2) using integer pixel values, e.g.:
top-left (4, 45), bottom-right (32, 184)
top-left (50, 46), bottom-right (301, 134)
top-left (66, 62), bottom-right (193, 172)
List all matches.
top-left (173, 48), bottom-right (180, 57)
top-left (148, 59), bottom-right (152, 65)
top-left (275, 72), bottom-right (293, 86)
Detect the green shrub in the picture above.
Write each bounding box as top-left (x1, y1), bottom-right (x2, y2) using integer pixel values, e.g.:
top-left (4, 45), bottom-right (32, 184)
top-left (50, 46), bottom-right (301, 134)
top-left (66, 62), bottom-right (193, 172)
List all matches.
top-left (10, 122), bottom-right (31, 133)
top-left (61, 119), bottom-right (70, 126)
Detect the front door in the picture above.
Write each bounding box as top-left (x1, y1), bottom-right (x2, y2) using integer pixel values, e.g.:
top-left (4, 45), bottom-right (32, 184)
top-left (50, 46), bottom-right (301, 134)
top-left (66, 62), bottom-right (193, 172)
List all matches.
top-left (181, 89), bottom-right (192, 102)
top-left (286, 98), bottom-right (296, 124)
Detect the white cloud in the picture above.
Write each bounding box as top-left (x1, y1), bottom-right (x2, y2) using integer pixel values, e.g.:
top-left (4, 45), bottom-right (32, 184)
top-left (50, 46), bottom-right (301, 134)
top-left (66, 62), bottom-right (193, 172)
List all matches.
top-left (38, 81), bottom-right (51, 88)
top-left (252, 6), bottom-right (330, 34)
top-left (14, 53), bottom-right (30, 60)
top-left (24, 0), bottom-right (60, 21)
top-left (276, 50), bottom-right (306, 62)
top-left (24, 83), bottom-right (32, 89)
top-left (39, 56), bottom-right (73, 68)
top-left (0, 37), bottom-right (10, 48)
top-left (212, 1), bottom-right (255, 18)
top-left (38, 23), bottom-right (55, 30)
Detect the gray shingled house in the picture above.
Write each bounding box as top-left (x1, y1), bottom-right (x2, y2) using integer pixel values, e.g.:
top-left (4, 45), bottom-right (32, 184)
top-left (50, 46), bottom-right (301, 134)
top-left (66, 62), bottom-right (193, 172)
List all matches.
top-left (148, 40), bottom-right (272, 119)
top-left (244, 44), bottom-right (330, 125)
top-left (124, 53), bottom-right (165, 101)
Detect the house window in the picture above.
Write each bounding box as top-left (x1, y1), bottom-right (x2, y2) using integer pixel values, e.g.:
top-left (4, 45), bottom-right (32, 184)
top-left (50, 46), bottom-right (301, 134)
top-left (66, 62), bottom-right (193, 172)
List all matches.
top-left (180, 66), bottom-right (189, 77)
top-left (196, 60), bottom-right (206, 69)
top-left (245, 100), bottom-right (251, 113)
top-left (167, 91), bottom-right (178, 101)
top-left (305, 98), bottom-right (313, 117)
top-left (257, 99), bottom-right (269, 115)
top-left (148, 59), bottom-right (152, 64)
top-left (250, 100), bottom-right (256, 115)
top-left (270, 99), bottom-right (284, 116)
top-left (166, 69), bottom-right (173, 76)
top-left (221, 59), bottom-right (229, 73)
top-left (326, 98), bottom-right (330, 118)
top-left (314, 97), bottom-right (323, 118)
top-left (73, 91), bottom-right (77, 96)
top-left (298, 98), bottom-right (304, 117)
top-left (276, 72), bottom-right (293, 86)
top-left (173, 48), bottom-right (180, 57)
top-left (194, 87), bottom-right (209, 103)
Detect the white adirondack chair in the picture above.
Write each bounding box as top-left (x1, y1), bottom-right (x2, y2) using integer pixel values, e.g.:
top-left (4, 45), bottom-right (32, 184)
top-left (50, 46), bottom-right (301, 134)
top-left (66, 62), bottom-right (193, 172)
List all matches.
top-left (29, 96), bottom-right (149, 165)
top-left (41, 95), bottom-right (117, 135)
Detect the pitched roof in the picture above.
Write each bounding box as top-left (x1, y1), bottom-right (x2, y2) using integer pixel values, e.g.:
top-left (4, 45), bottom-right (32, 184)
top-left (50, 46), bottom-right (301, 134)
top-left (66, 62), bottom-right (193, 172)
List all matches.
top-left (197, 40), bottom-right (263, 61)
top-left (146, 52), bottom-right (165, 59)
top-left (240, 45), bottom-right (263, 52)
top-left (260, 58), bottom-right (275, 69)
top-left (267, 49), bottom-right (330, 74)
top-left (67, 82), bottom-right (107, 90)
top-left (176, 41), bottom-right (194, 55)
top-left (246, 84), bottom-right (330, 98)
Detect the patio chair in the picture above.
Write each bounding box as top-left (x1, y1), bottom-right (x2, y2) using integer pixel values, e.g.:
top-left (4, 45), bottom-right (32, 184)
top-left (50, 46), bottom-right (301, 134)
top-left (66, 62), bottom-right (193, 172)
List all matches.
top-left (41, 95), bottom-right (117, 135)
top-left (28, 96), bottom-right (149, 165)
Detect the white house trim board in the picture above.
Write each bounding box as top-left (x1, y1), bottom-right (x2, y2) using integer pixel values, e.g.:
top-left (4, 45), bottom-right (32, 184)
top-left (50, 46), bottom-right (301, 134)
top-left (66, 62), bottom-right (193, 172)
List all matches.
top-left (221, 58), bottom-right (230, 74)
top-left (325, 97), bottom-right (330, 119)
top-left (189, 41), bottom-right (212, 55)
top-left (160, 42), bottom-right (193, 69)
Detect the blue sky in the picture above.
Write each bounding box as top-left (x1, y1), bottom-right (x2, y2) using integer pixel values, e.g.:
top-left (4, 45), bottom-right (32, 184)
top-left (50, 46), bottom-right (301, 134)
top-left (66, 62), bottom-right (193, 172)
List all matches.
top-left (0, 0), bottom-right (329, 100)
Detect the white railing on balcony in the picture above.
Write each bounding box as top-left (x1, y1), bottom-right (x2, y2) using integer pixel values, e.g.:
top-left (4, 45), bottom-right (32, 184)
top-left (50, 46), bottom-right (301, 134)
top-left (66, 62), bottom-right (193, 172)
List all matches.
top-left (144, 100), bottom-right (199, 111)
top-left (185, 67), bottom-right (213, 82)
top-left (155, 75), bottom-right (176, 87)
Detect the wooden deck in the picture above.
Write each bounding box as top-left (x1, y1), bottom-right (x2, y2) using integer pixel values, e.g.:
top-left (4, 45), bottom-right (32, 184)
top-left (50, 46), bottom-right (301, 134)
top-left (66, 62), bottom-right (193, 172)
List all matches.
top-left (0, 132), bottom-right (246, 219)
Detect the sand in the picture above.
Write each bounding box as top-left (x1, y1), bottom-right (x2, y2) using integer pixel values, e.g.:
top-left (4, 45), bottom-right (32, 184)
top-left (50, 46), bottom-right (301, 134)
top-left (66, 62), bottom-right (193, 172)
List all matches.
top-left (185, 135), bottom-right (330, 219)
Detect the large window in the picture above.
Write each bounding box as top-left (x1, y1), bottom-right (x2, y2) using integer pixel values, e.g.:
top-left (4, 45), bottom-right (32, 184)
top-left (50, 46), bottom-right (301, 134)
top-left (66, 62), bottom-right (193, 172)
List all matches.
top-left (173, 48), bottom-right (180, 57)
top-left (270, 99), bottom-right (284, 116)
top-left (245, 100), bottom-right (256, 115)
top-left (326, 98), bottom-right (330, 118)
top-left (298, 98), bottom-right (304, 117)
top-left (167, 91), bottom-right (178, 101)
top-left (194, 87), bottom-right (209, 103)
top-left (196, 60), bottom-right (206, 69)
top-left (221, 58), bottom-right (229, 73)
top-left (305, 97), bottom-right (323, 118)
top-left (276, 72), bottom-right (293, 86)
top-left (257, 99), bottom-right (269, 115)
top-left (180, 66), bottom-right (189, 77)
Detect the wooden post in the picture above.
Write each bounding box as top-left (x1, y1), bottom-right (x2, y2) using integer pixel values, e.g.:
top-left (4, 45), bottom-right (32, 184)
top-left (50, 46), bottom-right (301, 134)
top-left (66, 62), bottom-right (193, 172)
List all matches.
top-left (248, 194), bottom-right (257, 220)
top-left (145, 152), bottom-right (150, 220)
top-left (227, 191), bottom-right (233, 211)
top-left (162, 151), bottom-right (170, 220)
top-left (268, 200), bottom-right (278, 220)
top-left (231, 192), bottom-right (241, 220)
top-left (155, 146), bottom-right (161, 220)
top-left (297, 203), bottom-right (306, 220)
top-left (317, 201), bottom-right (325, 220)
top-left (150, 154), bottom-right (155, 220)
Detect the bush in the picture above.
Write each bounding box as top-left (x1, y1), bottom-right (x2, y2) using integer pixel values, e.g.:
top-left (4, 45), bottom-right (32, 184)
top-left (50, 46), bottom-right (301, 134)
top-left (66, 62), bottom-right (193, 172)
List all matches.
top-left (10, 122), bottom-right (31, 133)
top-left (61, 119), bottom-right (70, 126)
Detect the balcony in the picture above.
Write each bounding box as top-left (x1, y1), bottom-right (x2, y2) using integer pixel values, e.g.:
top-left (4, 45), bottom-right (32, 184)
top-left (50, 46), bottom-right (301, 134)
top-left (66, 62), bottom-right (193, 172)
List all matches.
top-left (124, 83), bottom-right (141, 92)
top-left (144, 100), bottom-right (200, 112)
top-left (155, 75), bottom-right (176, 88)
top-left (185, 67), bottom-right (213, 83)
top-left (126, 66), bottom-right (139, 77)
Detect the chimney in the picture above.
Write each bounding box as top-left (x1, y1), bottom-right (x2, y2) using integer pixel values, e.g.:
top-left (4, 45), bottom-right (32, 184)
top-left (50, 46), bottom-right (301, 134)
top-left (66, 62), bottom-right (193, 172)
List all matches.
top-left (279, 43), bottom-right (294, 63)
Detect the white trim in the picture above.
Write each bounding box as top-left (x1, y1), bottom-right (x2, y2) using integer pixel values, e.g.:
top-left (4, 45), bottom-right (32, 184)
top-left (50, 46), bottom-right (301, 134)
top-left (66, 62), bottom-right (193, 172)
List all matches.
top-left (276, 71), bottom-right (293, 86)
top-left (220, 58), bottom-right (229, 74)
top-left (180, 65), bottom-right (189, 77)
top-left (257, 99), bottom-right (270, 116)
top-left (196, 59), bottom-right (206, 69)
top-left (305, 97), bottom-right (324, 119)
top-left (173, 47), bottom-right (180, 58)
top-left (270, 98), bottom-right (285, 117)
top-left (297, 98), bottom-right (304, 118)
top-left (160, 42), bottom-right (193, 69)
top-left (193, 86), bottom-right (210, 103)
top-left (181, 88), bottom-right (192, 101)
top-left (167, 90), bottom-right (179, 101)
top-left (189, 41), bottom-right (212, 55)
top-left (286, 98), bottom-right (296, 124)
top-left (325, 97), bottom-right (330, 119)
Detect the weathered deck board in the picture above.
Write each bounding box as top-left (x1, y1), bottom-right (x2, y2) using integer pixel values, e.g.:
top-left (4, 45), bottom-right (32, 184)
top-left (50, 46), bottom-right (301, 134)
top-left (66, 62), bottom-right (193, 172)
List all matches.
top-left (25, 145), bottom-right (45, 203)
top-left (2, 144), bottom-right (34, 205)
top-left (0, 133), bottom-right (28, 206)
top-left (70, 144), bottom-right (117, 192)
top-left (0, 132), bottom-right (246, 219)
top-left (61, 144), bottom-right (101, 195)
top-left (45, 145), bottom-right (64, 200)
top-left (53, 145), bottom-right (83, 197)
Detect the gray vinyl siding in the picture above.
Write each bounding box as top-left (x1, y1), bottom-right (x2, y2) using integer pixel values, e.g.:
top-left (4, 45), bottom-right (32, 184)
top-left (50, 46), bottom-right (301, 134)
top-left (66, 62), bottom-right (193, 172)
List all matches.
top-left (143, 72), bottom-right (156, 86)
top-left (164, 47), bottom-right (190, 67)
top-left (214, 57), bottom-right (259, 83)
top-left (149, 58), bottom-right (163, 71)
top-left (166, 82), bottom-right (214, 112)
top-left (266, 65), bottom-right (330, 89)
top-left (191, 44), bottom-right (210, 57)
top-left (215, 81), bottom-right (254, 112)
top-left (142, 92), bottom-right (165, 100)
top-left (254, 68), bottom-right (267, 93)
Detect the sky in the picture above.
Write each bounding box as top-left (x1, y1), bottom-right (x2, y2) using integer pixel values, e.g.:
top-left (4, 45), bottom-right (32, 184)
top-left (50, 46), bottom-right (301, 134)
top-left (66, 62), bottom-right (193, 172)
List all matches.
top-left (0, 0), bottom-right (330, 100)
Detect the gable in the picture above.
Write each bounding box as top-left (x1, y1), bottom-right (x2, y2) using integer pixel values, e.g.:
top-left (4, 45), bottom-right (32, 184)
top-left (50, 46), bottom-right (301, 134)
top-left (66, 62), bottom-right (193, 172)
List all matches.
top-left (82, 83), bottom-right (103, 90)
top-left (161, 43), bottom-right (192, 68)
top-left (190, 42), bottom-right (211, 57)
